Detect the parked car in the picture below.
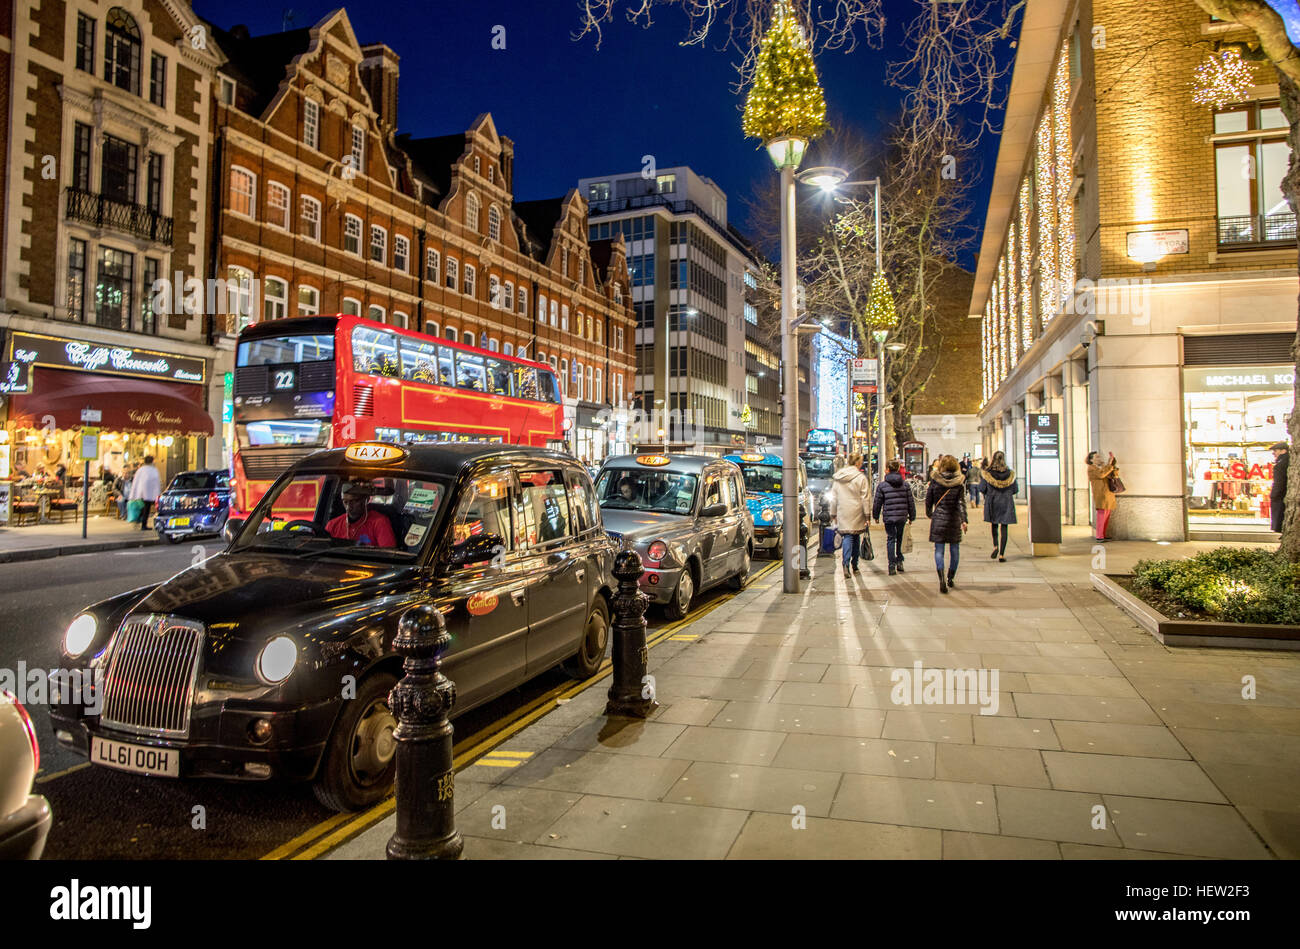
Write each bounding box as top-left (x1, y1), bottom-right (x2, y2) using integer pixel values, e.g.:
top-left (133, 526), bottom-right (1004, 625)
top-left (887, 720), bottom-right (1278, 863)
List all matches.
top-left (594, 454), bottom-right (755, 619)
top-left (802, 452), bottom-right (836, 519)
top-left (0, 691), bottom-right (51, 859)
top-left (154, 469), bottom-right (233, 543)
top-left (50, 442), bottom-right (616, 811)
top-left (723, 451), bottom-right (815, 559)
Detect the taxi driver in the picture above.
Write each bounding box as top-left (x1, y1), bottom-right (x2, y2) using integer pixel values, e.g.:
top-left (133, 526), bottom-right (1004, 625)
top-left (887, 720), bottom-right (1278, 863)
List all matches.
top-left (326, 480), bottom-right (396, 547)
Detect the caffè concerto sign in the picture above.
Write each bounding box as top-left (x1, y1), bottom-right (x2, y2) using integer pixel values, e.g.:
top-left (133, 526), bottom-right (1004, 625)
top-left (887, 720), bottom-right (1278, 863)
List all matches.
top-left (8, 332), bottom-right (206, 385)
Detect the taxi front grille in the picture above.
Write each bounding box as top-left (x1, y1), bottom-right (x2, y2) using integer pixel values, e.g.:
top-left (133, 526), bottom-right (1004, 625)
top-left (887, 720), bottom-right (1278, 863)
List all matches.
top-left (99, 615), bottom-right (204, 738)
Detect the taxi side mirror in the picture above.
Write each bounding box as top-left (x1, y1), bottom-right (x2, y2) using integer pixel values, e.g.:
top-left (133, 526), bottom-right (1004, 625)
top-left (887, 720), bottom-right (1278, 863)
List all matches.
top-left (700, 503), bottom-right (727, 518)
top-left (450, 533), bottom-right (504, 567)
top-left (222, 517), bottom-right (245, 545)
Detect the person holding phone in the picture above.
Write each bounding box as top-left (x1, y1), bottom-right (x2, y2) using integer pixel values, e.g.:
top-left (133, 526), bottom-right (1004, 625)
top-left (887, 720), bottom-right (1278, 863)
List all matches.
top-left (1086, 450), bottom-right (1118, 542)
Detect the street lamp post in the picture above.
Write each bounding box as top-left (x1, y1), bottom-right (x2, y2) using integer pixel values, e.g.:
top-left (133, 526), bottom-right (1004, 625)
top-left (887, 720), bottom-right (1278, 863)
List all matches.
top-left (767, 136), bottom-right (808, 595)
top-left (873, 329), bottom-right (889, 485)
top-left (797, 167), bottom-right (891, 479)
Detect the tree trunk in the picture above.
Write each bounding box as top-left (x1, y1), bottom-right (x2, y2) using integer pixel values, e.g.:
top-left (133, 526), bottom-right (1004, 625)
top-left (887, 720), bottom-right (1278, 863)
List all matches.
top-left (1278, 70), bottom-right (1300, 561)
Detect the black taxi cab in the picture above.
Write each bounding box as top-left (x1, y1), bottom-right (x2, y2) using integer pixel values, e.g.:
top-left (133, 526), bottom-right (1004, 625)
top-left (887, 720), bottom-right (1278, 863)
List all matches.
top-left (49, 442), bottom-right (615, 811)
top-left (593, 454), bottom-right (754, 619)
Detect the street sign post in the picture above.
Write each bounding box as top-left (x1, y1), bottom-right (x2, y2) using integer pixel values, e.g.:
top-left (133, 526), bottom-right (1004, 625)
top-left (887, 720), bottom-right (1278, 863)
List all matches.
top-left (1026, 413), bottom-right (1062, 555)
top-left (849, 358), bottom-right (878, 394)
top-left (79, 426), bottom-right (100, 539)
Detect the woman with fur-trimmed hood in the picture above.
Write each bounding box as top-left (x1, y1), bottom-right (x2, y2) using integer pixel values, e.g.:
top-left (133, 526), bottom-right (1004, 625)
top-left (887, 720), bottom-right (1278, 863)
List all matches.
top-left (925, 454), bottom-right (968, 594)
top-left (980, 451), bottom-right (1018, 562)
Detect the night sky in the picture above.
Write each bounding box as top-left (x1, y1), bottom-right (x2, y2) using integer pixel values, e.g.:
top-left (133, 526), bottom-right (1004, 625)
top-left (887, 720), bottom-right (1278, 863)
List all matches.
top-left (191, 0), bottom-right (1016, 268)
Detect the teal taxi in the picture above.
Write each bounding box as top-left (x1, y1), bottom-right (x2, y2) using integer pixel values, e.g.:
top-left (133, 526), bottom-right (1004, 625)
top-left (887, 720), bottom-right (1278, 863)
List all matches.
top-left (722, 451), bottom-right (814, 559)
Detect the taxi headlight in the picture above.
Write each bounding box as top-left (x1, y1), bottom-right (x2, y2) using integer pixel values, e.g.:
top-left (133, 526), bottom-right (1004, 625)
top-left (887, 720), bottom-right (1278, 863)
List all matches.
top-left (646, 540), bottom-right (668, 563)
top-left (63, 614), bottom-right (97, 658)
top-left (257, 636), bottom-right (298, 684)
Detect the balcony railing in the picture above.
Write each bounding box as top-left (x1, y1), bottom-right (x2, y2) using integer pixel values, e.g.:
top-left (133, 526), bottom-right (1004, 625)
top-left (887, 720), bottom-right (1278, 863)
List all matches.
top-left (1217, 212), bottom-right (1297, 247)
top-left (64, 187), bottom-right (174, 245)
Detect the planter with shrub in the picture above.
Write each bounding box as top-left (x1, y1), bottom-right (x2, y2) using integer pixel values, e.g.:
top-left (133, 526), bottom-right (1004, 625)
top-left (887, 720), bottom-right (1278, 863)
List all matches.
top-left (1091, 547), bottom-right (1300, 650)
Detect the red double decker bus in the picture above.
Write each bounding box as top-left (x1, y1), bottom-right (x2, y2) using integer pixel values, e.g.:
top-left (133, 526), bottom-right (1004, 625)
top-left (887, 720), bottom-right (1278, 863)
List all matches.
top-left (231, 314), bottom-right (564, 513)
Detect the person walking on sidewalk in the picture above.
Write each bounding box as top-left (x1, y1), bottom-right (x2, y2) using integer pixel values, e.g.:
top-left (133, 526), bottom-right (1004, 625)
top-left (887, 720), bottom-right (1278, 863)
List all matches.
top-left (829, 451), bottom-right (873, 579)
top-left (873, 458), bottom-right (916, 576)
top-left (1086, 450), bottom-right (1118, 542)
top-left (1270, 441), bottom-right (1289, 533)
top-left (964, 457), bottom-right (982, 507)
top-left (129, 455), bottom-right (162, 531)
top-left (925, 454), bottom-right (968, 594)
top-left (981, 450), bottom-right (1018, 562)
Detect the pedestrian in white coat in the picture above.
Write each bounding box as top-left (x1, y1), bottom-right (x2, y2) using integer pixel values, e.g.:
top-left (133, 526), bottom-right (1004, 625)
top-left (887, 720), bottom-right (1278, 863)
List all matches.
top-left (128, 455), bottom-right (162, 530)
top-left (829, 451), bottom-right (872, 579)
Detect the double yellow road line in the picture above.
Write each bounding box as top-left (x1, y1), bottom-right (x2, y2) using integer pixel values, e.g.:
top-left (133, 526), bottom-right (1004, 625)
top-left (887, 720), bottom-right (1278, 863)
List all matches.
top-left (263, 561), bottom-right (779, 860)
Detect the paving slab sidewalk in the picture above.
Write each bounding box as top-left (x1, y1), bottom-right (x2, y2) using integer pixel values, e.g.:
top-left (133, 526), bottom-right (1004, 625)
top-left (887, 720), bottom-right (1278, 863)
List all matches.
top-left (327, 517), bottom-right (1296, 860)
top-left (0, 516), bottom-right (163, 562)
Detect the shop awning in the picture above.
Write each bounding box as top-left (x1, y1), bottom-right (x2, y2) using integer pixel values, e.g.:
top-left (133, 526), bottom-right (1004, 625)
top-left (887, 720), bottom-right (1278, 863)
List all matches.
top-left (7, 368), bottom-right (215, 436)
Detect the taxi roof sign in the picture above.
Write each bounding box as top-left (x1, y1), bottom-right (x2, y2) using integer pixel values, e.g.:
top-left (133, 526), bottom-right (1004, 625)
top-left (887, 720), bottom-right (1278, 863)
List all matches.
top-left (344, 442), bottom-right (407, 464)
top-left (739, 453), bottom-right (767, 463)
top-left (635, 454), bottom-right (671, 466)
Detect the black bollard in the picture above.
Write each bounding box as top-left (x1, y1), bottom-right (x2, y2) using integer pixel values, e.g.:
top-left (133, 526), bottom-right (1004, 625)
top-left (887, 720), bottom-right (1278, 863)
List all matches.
top-left (604, 550), bottom-right (658, 718)
top-left (386, 603), bottom-right (464, 860)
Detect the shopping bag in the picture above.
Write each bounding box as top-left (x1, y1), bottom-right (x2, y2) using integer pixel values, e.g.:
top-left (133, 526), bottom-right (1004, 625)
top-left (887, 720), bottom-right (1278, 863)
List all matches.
top-left (862, 529), bottom-right (874, 561)
top-left (901, 521), bottom-right (914, 554)
top-left (127, 499), bottom-right (144, 523)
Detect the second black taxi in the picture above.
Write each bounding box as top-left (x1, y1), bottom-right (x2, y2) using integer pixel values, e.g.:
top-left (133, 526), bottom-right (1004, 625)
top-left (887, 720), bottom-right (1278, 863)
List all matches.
top-left (49, 442), bottom-right (616, 811)
top-left (594, 454), bottom-right (755, 619)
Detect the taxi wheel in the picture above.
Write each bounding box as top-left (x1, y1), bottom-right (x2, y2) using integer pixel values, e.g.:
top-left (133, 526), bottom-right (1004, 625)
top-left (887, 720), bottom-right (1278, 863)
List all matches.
top-left (728, 545), bottom-right (752, 591)
top-left (164, 533), bottom-right (182, 544)
top-left (313, 672), bottom-right (399, 812)
top-left (663, 565), bottom-right (696, 621)
top-left (562, 597), bottom-right (610, 679)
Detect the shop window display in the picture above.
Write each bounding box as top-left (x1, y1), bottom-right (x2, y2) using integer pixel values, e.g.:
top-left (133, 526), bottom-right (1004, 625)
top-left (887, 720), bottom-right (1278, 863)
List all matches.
top-left (1184, 364), bottom-right (1293, 532)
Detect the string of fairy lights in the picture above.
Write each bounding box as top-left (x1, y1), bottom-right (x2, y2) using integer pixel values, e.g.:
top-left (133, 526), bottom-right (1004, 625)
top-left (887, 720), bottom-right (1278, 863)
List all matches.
top-left (982, 39), bottom-right (1073, 405)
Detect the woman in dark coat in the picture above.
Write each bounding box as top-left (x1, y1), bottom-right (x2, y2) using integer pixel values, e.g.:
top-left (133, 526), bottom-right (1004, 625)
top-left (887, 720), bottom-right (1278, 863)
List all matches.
top-left (981, 450), bottom-right (1018, 562)
top-left (872, 458), bottom-right (916, 576)
top-left (925, 454), bottom-right (968, 594)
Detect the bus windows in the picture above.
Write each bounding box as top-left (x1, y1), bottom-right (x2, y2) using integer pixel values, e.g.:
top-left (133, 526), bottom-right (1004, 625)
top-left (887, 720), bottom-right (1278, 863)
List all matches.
top-left (455, 351), bottom-right (487, 391)
top-left (400, 336), bottom-right (439, 384)
top-left (485, 357), bottom-right (513, 396)
top-left (352, 325), bottom-right (399, 377)
top-left (238, 419), bottom-right (329, 448)
top-left (437, 345), bottom-right (455, 387)
top-left (535, 369), bottom-right (560, 404)
top-left (237, 334), bottom-right (334, 366)
top-left (513, 365), bottom-right (539, 401)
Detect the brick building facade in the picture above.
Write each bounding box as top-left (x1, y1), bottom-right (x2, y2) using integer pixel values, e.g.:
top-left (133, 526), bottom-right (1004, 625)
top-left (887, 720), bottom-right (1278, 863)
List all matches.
top-left (973, 0), bottom-right (1297, 541)
top-left (206, 10), bottom-right (635, 464)
top-left (0, 0), bottom-right (224, 489)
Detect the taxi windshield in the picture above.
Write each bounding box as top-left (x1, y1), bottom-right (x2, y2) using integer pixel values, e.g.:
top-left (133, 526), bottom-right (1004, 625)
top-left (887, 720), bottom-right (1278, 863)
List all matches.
top-left (232, 470), bottom-right (449, 560)
top-left (803, 456), bottom-right (834, 479)
top-left (595, 468), bottom-right (699, 515)
top-left (738, 464), bottom-right (783, 494)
